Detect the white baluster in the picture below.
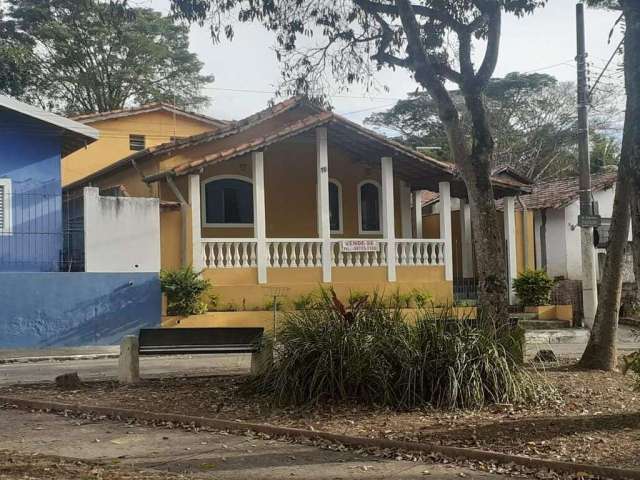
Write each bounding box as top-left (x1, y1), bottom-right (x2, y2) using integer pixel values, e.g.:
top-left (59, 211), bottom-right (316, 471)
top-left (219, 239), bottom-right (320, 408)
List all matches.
top-left (379, 242), bottom-right (386, 266)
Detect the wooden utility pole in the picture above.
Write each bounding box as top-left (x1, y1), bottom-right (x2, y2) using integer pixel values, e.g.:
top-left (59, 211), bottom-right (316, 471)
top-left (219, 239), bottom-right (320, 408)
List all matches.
top-left (576, 2), bottom-right (599, 328)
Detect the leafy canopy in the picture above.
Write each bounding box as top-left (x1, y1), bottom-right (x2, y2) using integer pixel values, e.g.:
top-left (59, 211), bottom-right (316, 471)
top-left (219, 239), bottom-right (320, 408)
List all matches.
top-left (170, 0), bottom-right (545, 96)
top-left (366, 72), bottom-right (622, 180)
top-left (1, 0), bottom-right (214, 114)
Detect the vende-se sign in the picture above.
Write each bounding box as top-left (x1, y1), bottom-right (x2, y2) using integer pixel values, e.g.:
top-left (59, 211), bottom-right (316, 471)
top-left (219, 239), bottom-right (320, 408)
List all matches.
top-left (340, 240), bottom-right (380, 252)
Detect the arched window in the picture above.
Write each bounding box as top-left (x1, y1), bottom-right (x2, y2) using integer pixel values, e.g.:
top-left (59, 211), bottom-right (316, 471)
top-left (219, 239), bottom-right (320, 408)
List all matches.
top-left (358, 181), bottom-right (381, 234)
top-left (329, 180), bottom-right (343, 234)
top-left (202, 176), bottom-right (253, 227)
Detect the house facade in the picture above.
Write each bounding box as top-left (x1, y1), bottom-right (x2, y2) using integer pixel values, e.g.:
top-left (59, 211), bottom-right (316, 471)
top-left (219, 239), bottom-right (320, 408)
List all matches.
top-left (0, 95), bottom-right (99, 271)
top-left (62, 103), bottom-right (227, 186)
top-left (65, 97), bottom-right (526, 309)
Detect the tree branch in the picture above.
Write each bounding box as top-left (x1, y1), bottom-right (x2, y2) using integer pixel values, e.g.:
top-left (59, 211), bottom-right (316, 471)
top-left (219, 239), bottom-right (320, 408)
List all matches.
top-left (474, 1), bottom-right (500, 86)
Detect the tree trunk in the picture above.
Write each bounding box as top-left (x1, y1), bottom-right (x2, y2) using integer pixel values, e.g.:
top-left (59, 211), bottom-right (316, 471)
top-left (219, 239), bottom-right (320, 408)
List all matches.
top-left (578, 168), bottom-right (630, 370)
top-left (579, 1), bottom-right (639, 369)
top-left (625, 2), bottom-right (640, 315)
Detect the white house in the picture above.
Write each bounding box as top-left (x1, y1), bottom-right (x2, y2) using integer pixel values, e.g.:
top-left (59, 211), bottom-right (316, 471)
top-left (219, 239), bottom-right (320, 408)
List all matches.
top-left (524, 169), bottom-right (632, 282)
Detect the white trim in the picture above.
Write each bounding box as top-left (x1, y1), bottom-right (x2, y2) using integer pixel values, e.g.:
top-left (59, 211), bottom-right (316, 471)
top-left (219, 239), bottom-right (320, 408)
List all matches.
top-left (0, 95), bottom-right (98, 141)
top-left (329, 179), bottom-right (344, 235)
top-left (0, 178), bottom-right (12, 235)
top-left (200, 174), bottom-right (255, 228)
top-left (357, 179), bottom-right (383, 235)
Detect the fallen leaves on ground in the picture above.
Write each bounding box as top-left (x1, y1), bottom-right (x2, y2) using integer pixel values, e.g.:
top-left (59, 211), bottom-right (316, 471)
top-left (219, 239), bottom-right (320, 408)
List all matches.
top-left (1, 362), bottom-right (639, 469)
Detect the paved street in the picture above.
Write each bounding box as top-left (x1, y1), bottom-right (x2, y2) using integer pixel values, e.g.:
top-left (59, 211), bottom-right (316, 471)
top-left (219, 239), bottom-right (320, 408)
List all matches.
top-left (0, 354), bottom-right (250, 385)
top-left (0, 408), bottom-right (513, 479)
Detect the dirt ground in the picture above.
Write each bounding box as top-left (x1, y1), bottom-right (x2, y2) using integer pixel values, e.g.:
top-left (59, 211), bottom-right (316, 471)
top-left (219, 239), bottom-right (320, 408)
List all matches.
top-left (1, 364), bottom-right (639, 470)
top-left (0, 450), bottom-right (191, 480)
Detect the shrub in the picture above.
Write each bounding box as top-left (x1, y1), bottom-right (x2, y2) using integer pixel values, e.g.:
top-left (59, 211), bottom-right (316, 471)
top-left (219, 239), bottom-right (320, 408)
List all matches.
top-left (160, 266), bottom-right (211, 316)
top-left (411, 288), bottom-right (432, 308)
top-left (291, 292), bottom-right (317, 310)
top-left (512, 270), bottom-right (555, 306)
top-left (388, 289), bottom-right (414, 309)
top-left (249, 289), bottom-right (551, 409)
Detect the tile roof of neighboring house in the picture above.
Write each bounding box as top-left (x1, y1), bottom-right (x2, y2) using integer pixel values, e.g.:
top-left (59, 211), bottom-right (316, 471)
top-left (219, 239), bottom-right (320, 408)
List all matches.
top-left (516, 170), bottom-right (618, 210)
top-left (0, 94), bottom-right (99, 157)
top-left (71, 102), bottom-right (229, 128)
top-left (491, 165), bottom-right (533, 185)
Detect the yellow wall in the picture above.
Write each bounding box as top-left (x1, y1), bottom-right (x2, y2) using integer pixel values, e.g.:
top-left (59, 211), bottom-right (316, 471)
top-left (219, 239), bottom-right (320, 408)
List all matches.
top-left (63, 110), bottom-right (217, 186)
top-left (201, 265), bottom-right (453, 310)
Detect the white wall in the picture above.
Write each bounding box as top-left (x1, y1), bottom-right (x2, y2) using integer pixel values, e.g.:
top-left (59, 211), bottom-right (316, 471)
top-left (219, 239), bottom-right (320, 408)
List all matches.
top-left (540, 185), bottom-right (632, 281)
top-left (544, 208), bottom-right (568, 278)
top-left (84, 187), bottom-right (160, 273)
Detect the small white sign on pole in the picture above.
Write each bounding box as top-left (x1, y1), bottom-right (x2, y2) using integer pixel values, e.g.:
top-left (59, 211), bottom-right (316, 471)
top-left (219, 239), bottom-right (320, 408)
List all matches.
top-left (340, 240), bottom-right (380, 253)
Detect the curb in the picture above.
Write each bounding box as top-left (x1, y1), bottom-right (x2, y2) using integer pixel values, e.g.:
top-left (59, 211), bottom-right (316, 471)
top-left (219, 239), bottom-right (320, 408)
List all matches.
top-left (1, 396), bottom-right (639, 479)
top-left (0, 354), bottom-right (119, 365)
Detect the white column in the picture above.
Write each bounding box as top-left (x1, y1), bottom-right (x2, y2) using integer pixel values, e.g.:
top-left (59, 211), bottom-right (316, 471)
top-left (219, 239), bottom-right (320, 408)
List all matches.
top-left (438, 182), bottom-right (453, 281)
top-left (188, 174), bottom-right (204, 271)
top-left (316, 128), bottom-right (331, 283)
top-left (381, 157), bottom-right (396, 281)
top-left (400, 181), bottom-right (412, 239)
top-left (504, 196), bottom-right (518, 304)
top-left (252, 151), bottom-right (267, 284)
top-left (413, 190), bottom-right (424, 239)
top-left (460, 200), bottom-right (474, 279)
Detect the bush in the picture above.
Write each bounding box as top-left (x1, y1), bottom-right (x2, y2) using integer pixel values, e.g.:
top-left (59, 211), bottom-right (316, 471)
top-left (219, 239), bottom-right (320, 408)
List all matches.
top-left (248, 289), bottom-right (550, 409)
top-left (512, 270), bottom-right (555, 306)
top-left (160, 266), bottom-right (211, 316)
top-left (291, 292), bottom-right (317, 310)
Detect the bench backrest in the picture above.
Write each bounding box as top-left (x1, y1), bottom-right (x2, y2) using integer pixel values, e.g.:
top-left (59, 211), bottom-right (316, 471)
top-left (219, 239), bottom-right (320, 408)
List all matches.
top-left (138, 327), bottom-right (264, 355)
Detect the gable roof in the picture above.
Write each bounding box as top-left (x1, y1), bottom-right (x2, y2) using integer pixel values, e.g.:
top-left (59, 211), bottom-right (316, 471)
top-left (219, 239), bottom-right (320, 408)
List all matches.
top-left (71, 102), bottom-right (228, 129)
top-left (492, 165), bottom-right (533, 185)
top-left (517, 170), bottom-right (618, 210)
top-left (0, 95), bottom-right (99, 156)
top-left (65, 96), bottom-right (527, 198)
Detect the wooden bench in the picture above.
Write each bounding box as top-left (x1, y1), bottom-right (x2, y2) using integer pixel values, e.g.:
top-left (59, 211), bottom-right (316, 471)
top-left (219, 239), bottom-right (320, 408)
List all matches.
top-left (118, 327), bottom-right (268, 383)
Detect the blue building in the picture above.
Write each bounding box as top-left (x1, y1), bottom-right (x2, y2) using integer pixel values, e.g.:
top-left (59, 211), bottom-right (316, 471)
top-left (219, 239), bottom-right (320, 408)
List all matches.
top-left (0, 95), bottom-right (99, 271)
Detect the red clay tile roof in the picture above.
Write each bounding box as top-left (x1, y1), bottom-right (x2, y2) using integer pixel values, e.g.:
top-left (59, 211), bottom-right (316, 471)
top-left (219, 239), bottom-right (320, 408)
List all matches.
top-left (516, 170), bottom-right (618, 210)
top-left (71, 102), bottom-right (228, 128)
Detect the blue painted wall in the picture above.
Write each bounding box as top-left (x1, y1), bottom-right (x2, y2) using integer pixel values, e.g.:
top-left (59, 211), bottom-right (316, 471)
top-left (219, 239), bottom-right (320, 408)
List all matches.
top-left (0, 109), bottom-right (63, 272)
top-left (0, 272), bottom-right (161, 348)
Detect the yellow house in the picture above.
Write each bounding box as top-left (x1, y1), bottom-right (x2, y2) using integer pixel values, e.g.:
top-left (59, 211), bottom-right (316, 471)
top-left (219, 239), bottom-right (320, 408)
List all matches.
top-left (64, 97), bottom-right (526, 309)
top-left (420, 166), bottom-right (536, 303)
top-left (62, 103), bottom-right (227, 186)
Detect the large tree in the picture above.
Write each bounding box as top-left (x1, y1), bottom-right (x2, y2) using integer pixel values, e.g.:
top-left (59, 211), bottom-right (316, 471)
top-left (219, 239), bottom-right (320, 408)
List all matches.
top-left (0, 0), bottom-right (214, 114)
top-left (366, 72), bottom-right (622, 181)
top-left (579, 0), bottom-right (639, 370)
top-left (171, 0), bottom-right (546, 322)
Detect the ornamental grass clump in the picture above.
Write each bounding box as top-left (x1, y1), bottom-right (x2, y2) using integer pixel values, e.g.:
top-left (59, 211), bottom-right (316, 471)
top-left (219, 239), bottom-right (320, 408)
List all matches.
top-left (249, 289), bottom-right (552, 410)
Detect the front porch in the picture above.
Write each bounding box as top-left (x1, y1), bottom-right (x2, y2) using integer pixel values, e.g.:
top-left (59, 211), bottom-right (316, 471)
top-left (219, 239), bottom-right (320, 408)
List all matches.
top-left (155, 108), bottom-right (522, 308)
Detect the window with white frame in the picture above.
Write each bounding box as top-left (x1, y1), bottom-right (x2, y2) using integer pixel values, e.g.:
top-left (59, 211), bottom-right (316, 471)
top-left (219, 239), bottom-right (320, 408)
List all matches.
top-left (0, 178), bottom-right (12, 235)
top-left (329, 180), bottom-right (343, 234)
top-left (202, 176), bottom-right (254, 227)
top-left (358, 180), bottom-right (381, 234)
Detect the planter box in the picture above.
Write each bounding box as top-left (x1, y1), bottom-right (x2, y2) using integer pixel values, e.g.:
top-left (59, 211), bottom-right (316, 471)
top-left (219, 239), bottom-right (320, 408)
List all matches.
top-left (524, 304), bottom-right (573, 322)
top-left (162, 306), bottom-right (478, 331)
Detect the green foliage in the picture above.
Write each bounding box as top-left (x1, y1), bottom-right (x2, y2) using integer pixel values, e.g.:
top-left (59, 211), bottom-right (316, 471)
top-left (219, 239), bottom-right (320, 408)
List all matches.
top-left (388, 289), bottom-right (413, 309)
top-left (264, 297), bottom-right (285, 311)
top-left (249, 289), bottom-right (551, 409)
top-left (366, 73), bottom-right (621, 181)
top-left (160, 266), bottom-right (211, 316)
top-left (2, 0), bottom-right (213, 114)
top-left (512, 270), bottom-right (555, 306)
top-left (347, 290), bottom-right (369, 307)
top-left (291, 292), bottom-right (317, 310)
top-left (411, 289), bottom-right (433, 308)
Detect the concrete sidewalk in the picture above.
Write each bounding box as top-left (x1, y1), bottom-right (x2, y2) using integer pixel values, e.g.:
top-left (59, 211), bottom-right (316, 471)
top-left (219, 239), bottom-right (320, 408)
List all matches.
top-left (0, 408), bottom-right (513, 479)
top-left (0, 346), bottom-right (120, 364)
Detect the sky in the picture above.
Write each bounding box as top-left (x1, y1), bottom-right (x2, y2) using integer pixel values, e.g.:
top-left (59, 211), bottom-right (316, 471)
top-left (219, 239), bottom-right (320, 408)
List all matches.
top-left (146, 1), bottom-right (624, 125)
